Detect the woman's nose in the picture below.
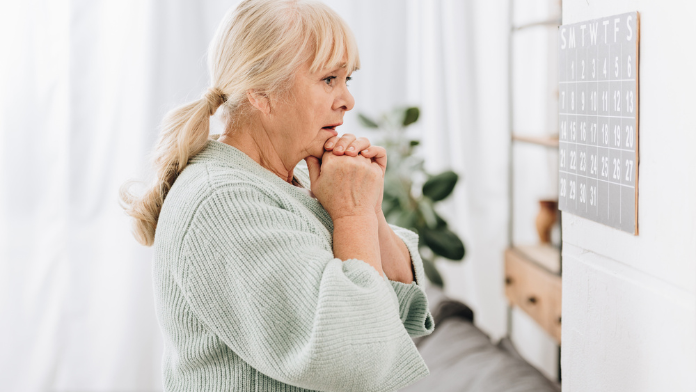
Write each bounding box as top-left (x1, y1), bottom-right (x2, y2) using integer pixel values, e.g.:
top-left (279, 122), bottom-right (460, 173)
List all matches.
top-left (334, 86), bottom-right (355, 112)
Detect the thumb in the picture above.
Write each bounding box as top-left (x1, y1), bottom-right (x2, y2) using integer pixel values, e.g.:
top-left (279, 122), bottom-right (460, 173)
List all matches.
top-left (304, 156), bottom-right (321, 184)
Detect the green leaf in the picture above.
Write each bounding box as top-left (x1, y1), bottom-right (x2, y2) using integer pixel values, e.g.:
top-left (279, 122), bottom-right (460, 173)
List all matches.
top-left (417, 199), bottom-right (438, 229)
top-left (422, 257), bottom-right (444, 287)
top-left (357, 113), bottom-right (379, 128)
top-left (402, 107), bottom-right (420, 127)
top-left (409, 140), bottom-right (420, 147)
top-left (422, 170), bottom-right (459, 201)
top-left (434, 212), bottom-right (447, 229)
top-left (421, 227), bottom-right (465, 261)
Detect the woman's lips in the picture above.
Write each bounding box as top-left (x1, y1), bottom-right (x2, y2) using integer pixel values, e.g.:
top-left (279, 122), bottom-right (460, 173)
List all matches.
top-left (322, 126), bottom-right (338, 136)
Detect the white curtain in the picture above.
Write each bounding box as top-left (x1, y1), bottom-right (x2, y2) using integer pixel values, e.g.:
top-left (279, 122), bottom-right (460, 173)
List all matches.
top-left (0, 1), bottom-right (511, 390)
top-left (409, 0), bottom-right (511, 342)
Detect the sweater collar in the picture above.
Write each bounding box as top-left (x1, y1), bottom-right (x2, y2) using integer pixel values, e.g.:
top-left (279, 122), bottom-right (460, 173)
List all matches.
top-left (190, 138), bottom-right (320, 205)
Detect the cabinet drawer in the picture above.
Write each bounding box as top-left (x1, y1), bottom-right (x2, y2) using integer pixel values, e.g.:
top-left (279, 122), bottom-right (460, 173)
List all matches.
top-left (504, 248), bottom-right (562, 344)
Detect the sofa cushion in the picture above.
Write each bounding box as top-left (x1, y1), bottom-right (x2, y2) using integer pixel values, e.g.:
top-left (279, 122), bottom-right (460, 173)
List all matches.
top-left (402, 286), bottom-right (561, 391)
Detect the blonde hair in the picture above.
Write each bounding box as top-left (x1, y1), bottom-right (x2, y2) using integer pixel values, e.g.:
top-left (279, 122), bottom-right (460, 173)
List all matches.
top-left (119, 0), bottom-right (360, 246)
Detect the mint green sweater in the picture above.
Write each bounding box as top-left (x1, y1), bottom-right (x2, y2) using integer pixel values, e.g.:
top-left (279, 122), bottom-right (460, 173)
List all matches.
top-left (153, 139), bottom-right (434, 392)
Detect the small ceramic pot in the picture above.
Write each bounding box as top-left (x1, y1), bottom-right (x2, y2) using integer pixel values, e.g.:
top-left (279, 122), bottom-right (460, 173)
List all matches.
top-left (536, 199), bottom-right (558, 244)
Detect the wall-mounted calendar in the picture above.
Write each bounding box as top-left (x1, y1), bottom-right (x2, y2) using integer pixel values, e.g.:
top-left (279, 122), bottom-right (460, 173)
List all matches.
top-left (558, 12), bottom-right (640, 235)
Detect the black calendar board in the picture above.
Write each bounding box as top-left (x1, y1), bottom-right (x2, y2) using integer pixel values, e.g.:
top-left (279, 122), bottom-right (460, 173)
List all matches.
top-left (558, 12), bottom-right (640, 235)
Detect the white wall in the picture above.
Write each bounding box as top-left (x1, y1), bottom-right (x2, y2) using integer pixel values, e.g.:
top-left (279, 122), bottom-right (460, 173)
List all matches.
top-left (561, 1), bottom-right (696, 390)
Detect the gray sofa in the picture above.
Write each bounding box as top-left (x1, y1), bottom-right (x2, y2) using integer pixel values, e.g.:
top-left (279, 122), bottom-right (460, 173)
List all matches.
top-left (400, 286), bottom-right (561, 392)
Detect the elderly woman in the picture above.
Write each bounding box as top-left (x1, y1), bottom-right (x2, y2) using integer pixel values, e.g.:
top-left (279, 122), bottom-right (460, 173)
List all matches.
top-left (120, 0), bottom-right (433, 390)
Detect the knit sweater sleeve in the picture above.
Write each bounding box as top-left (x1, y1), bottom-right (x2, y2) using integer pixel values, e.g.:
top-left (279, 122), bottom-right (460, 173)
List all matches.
top-left (386, 224), bottom-right (435, 338)
top-left (178, 184), bottom-right (429, 392)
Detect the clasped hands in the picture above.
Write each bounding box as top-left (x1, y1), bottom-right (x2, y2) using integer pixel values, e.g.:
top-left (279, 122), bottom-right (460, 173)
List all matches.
top-left (303, 133), bottom-right (387, 219)
top-left (304, 134), bottom-right (415, 284)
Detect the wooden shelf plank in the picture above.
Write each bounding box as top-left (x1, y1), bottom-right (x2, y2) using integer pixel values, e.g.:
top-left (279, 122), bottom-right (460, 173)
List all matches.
top-left (512, 18), bottom-right (561, 31)
top-left (513, 243), bottom-right (561, 275)
top-left (512, 134), bottom-right (559, 148)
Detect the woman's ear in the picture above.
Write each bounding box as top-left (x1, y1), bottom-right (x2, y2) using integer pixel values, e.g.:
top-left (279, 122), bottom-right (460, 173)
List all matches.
top-left (246, 89), bottom-right (271, 115)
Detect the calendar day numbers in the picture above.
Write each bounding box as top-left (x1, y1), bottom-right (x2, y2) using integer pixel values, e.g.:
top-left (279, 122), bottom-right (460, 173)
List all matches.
top-left (558, 12), bottom-right (640, 235)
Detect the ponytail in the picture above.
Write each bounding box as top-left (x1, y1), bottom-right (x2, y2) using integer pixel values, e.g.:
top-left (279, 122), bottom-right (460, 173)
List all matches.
top-left (118, 88), bottom-right (226, 246)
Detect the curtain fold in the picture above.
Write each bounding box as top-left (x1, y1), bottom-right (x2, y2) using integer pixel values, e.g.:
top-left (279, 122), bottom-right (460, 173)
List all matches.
top-left (412, 0), bottom-right (510, 343)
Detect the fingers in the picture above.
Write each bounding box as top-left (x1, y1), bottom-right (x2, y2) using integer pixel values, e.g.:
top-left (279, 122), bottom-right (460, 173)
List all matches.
top-left (323, 135), bottom-right (339, 151)
top-left (360, 146), bottom-right (387, 175)
top-left (342, 137), bottom-right (371, 157)
top-left (324, 134), bottom-right (373, 157)
top-left (327, 133), bottom-right (356, 155)
top-left (322, 139), bottom-right (387, 176)
top-left (359, 146), bottom-right (386, 160)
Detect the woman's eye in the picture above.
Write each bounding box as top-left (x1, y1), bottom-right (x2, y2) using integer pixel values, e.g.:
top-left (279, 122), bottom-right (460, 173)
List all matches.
top-left (323, 76), bottom-right (351, 87)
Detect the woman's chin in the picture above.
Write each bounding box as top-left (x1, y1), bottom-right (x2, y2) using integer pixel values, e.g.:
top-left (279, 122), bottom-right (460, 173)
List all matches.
top-left (304, 148), bottom-right (324, 160)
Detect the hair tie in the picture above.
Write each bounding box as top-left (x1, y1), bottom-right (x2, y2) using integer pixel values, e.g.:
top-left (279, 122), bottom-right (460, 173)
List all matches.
top-left (203, 87), bottom-right (227, 116)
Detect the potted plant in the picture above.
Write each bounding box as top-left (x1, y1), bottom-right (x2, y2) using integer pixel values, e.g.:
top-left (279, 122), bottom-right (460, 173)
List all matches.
top-left (358, 106), bottom-right (465, 288)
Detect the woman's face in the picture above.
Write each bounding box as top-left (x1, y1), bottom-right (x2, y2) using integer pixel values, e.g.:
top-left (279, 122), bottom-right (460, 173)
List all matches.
top-left (263, 57), bottom-right (355, 161)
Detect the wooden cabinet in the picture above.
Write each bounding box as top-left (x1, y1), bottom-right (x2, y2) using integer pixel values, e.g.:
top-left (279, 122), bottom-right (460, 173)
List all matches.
top-left (504, 247), bottom-right (562, 344)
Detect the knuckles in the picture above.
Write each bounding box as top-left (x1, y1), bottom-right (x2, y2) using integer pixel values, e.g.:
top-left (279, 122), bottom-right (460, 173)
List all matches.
top-left (320, 147), bottom-right (383, 183)
top-left (321, 152), bottom-right (374, 173)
